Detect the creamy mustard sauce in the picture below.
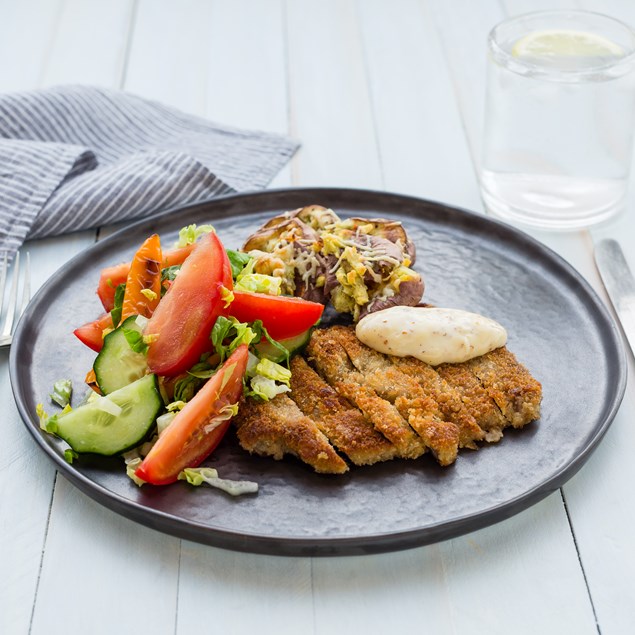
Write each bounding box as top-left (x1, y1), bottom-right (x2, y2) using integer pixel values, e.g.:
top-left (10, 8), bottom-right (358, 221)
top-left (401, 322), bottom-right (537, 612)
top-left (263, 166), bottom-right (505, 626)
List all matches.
top-left (355, 306), bottom-right (508, 365)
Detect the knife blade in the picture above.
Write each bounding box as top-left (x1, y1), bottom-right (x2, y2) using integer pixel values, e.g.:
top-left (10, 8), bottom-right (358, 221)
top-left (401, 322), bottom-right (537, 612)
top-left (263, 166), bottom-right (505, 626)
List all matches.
top-left (595, 238), bottom-right (635, 358)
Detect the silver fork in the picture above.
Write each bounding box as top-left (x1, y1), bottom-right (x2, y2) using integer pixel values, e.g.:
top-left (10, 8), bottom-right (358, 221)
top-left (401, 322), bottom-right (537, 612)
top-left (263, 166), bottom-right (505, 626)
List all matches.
top-left (0, 252), bottom-right (31, 348)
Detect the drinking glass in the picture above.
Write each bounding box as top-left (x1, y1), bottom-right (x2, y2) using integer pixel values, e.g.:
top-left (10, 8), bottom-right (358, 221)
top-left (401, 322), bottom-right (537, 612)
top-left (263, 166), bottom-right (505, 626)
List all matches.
top-left (481, 11), bottom-right (635, 230)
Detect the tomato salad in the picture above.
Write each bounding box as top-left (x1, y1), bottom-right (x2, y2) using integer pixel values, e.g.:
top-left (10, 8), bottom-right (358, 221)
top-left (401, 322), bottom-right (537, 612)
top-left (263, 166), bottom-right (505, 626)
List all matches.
top-left (38, 225), bottom-right (324, 495)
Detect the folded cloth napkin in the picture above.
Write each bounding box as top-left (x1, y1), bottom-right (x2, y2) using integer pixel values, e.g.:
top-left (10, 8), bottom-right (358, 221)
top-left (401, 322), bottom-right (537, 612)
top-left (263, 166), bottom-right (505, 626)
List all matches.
top-left (0, 85), bottom-right (299, 259)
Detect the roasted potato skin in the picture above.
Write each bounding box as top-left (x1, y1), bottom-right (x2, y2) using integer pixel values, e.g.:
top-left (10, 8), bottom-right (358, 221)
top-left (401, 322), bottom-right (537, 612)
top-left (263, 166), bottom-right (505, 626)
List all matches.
top-left (241, 206), bottom-right (424, 320)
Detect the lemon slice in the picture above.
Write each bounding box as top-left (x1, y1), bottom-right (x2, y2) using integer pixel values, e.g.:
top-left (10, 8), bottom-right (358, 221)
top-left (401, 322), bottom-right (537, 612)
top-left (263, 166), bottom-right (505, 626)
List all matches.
top-left (512, 29), bottom-right (623, 60)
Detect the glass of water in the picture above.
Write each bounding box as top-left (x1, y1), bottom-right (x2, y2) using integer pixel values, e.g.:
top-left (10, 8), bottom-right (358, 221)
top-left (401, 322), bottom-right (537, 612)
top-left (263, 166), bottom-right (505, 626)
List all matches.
top-left (481, 11), bottom-right (635, 230)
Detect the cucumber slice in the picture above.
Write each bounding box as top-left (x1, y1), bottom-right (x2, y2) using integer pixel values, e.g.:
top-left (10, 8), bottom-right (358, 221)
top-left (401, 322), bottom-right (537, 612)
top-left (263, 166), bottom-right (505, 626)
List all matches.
top-left (254, 329), bottom-right (312, 363)
top-left (94, 315), bottom-right (148, 394)
top-left (55, 374), bottom-right (161, 456)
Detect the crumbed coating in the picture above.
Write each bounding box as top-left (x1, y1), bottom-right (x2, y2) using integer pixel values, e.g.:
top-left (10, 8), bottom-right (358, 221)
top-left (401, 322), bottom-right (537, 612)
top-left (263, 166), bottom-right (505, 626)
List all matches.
top-left (235, 394), bottom-right (348, 474)
top-left (436, 362), bottom-right (507, 442)
top-left (307, 328), bottom-right (426, 459)
top-left (466, 347), bottom-right (542, 428)
top-left (289, 356), bottom-right (398, 466)
top-left (325, 326), bottom-right (461, 462)
top-left (234, 327), bottom-right (542, 474)
top-left (391, 356), bottom-right (485, 448)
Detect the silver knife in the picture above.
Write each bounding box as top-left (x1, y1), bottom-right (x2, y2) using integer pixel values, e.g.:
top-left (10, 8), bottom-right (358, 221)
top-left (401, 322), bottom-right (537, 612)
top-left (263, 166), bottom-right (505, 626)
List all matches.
top-left (595, 238), bottom-right (635, 358)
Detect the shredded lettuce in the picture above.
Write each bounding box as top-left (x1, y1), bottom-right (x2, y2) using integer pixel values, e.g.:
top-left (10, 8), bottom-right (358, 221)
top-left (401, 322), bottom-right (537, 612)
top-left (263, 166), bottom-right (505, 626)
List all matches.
top-left (234, 273), bottom-right (282, 295)
top-left (175, 224), bottom-right (215, 248)
top-left (110, 283), bottom-right (126, 328)
top-left (202, 402), bottom-right (238, 434)
top-left (50, 379), bottom-right (72, 408)
top-left (220, 285), bottom-right (234, 308)
top-left (173, 376), bottom-right (202, 402)
top-left (64, 449), bottom-right (79, 464)
top-left (211, 316), bottom-right (259, 362)
top-left (251, 320), bottom-right (290, 366)
top-left (140, 288), bottom-right (157, 301)
top-left (234, 258), bottom-right (281, 295)
top-left (247, 375), bottom-right (290, 401)
top-left (123, 328), bottom-right (148, 354)
top-left (178, 467), bottom-right (258, 496)
top-left (254, 358), bottom-right (291, 384)
top-left (226, 250), bottom-right (252, 279)
top-left (37, 403), bottom-right (71, 434)
top-left (156, 412), bottom-right (176, 436)
top-left (161, 265), bottom-right (180, 296)
top-left (124, 456), bottom-right (146, 487)
top-left (166, 400), bottom-right (186, 412)
top-left (135, 315), bottom-right (149, 329)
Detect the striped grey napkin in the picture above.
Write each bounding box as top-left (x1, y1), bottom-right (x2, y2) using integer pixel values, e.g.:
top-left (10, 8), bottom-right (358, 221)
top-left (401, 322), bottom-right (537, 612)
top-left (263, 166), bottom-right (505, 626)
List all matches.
top-left (0, 85), bottom-right (299, 259)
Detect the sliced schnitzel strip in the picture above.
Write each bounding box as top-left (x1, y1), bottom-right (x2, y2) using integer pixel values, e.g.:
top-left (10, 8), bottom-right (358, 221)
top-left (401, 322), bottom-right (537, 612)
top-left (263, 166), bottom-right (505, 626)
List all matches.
top-left (465, 347), bottom-right (542, 428)
top-left (311, 326), bottom-right (459, 465)
top-left (306, 328), bottom-right (426, 460)
top-left (325, 326), bottom-right (460, 465)
top-left (436, 362), bottom-right (508, 442)
top-left (235, 394), bottom-right (348, 474)
top-left (389, 356), bottom-right (485, 449)
top-left (328, 324), bottom-right (483, 448)
top-left (290, 356), bottom-right (398, 466)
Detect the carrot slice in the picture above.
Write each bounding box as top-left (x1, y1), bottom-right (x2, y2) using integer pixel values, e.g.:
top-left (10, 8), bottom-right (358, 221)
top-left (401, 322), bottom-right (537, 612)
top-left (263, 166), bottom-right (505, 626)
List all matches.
top-left (97, 243), bottom-right (195, 312)
top-left (121, 234), bottom-right (163, 321)
top-left (84, 369), bottom-right (102, 394)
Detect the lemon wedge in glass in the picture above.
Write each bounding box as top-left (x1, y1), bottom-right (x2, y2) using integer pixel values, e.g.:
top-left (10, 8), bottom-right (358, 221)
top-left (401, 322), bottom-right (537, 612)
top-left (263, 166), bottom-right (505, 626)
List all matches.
top-left (512, 29), bottom-right (623, 62)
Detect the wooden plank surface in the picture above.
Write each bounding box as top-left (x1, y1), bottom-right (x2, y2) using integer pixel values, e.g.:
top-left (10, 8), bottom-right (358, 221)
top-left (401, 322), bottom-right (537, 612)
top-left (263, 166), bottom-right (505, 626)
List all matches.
top-left (2, 0), bottom-right (634, 633)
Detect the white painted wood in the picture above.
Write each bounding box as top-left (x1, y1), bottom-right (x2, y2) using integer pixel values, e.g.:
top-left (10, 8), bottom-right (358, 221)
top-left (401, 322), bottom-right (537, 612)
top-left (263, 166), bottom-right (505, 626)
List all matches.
top-left (285, 0), bottom-right (382, 187)
top-left (357, 0), bottom-right (481, 209)
top-left (0, 235), bottom-right (97, 635)
top-left (124, 0), bottom-right (292, 192)
top-left (30, 477), bottom-right (179, 635)
top-left (0, 0), bottom-right (131, 624)
top-left (311, 494), bottom-right (596, 635)
top-left (203, 0), bottom-right (292, 188)
top-left (40, 0), bottom-right (135, 89)
top-left (176, 543), bottom-right (313, 635)
top-left (436, 493), bottom-right (597, 634)
top-left (0, 0), bottom-right (63, 92)
top-left (124, 0), bottom-right (213, 114)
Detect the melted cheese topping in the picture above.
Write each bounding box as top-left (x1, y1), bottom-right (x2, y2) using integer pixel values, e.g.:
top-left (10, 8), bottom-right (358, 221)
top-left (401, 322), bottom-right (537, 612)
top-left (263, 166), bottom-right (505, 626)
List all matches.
top-left (355, 306), bottom-right (508, 365)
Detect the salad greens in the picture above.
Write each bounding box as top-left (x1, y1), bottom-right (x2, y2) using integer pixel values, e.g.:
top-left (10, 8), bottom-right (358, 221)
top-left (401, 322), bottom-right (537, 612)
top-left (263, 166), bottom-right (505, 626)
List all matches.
top-left (50, 379), bottom-right (72, 408)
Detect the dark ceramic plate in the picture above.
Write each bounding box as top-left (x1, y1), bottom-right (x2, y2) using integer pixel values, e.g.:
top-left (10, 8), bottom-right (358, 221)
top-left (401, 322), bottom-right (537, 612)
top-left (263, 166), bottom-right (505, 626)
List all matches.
top-left (10, 188), bottom-right (626, 556)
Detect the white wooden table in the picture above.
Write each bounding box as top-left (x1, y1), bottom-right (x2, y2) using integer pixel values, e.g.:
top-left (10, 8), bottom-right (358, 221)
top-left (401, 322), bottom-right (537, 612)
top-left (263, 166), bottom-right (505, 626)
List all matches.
top-left (2, 1), bottom-right (634, 633)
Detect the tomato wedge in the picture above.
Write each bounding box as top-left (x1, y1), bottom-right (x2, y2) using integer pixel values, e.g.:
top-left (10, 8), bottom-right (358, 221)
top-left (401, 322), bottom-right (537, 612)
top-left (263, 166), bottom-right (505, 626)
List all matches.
top-left (121, 234), bottom-right (162, 320)
top-left (145, 231), bottom-right (232, 376)
top-left (229, 291), bottom-right (324, 340)
top-left (97, 243), bottom-right (196, 312)
top-left (73, 313), bottom-right (113, 352)
top-left (135, 345), bottom-right (248, 485)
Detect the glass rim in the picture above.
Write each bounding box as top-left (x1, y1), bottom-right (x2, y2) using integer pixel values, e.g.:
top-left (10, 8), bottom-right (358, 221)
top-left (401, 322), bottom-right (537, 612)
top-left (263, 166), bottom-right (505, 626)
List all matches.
top-left (488, 9), bottom-right (635, 79)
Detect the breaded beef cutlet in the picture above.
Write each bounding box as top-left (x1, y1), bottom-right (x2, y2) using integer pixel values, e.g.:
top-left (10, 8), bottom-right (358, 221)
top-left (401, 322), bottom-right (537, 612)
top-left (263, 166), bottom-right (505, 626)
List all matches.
top-left (235, 393), bottom-right (348, 474)
top-left (305, 328), bottom-right (426, 460)
top-left (290, 356), bottom-right (398, 466)
top-left (465, 347), bottom-right (542, 428)
top-left (233, 327), bottom-right (542, 474)
top-left (327, 326), bottom-right (485, 450)
top-left (309, 326), bottom-right (460, 465)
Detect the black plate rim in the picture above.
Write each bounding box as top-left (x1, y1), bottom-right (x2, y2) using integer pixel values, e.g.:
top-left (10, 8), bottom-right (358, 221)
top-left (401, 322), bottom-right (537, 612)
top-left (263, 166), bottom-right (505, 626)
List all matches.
top-left (10, 187), bottom-right (627, 556)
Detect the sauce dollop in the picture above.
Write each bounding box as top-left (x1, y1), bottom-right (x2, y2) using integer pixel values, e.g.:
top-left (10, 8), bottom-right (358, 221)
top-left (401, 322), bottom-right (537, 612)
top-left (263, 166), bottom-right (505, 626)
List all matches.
top-left (355, 306), bottom-right (507, 365)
